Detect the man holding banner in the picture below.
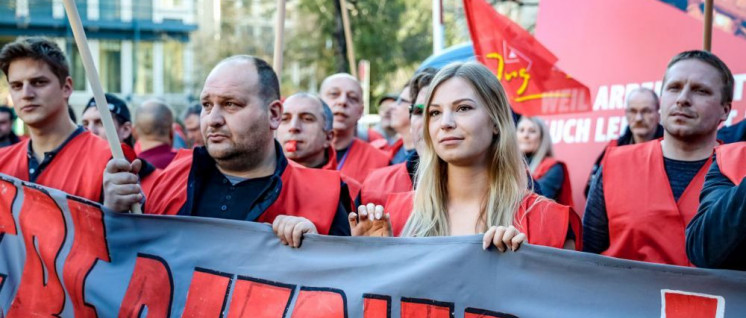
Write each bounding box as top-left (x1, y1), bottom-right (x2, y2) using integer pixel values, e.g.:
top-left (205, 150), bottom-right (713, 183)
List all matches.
top-left (104, 55), bottom-right (350, 247)
top-left (584, 50), bottom-right (733, 266)
top-left (0, 37), bottom-right (113, 202)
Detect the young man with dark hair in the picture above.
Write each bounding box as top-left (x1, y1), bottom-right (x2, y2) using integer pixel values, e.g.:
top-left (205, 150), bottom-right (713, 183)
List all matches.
top-left (104, 55), bottom-right (350, 247)
top-left (0, 105), bottom-right (20, 147)
top-left (584, 50), bottom-right (733, 266)
top-left (0, 37), bottom-right (113, 202)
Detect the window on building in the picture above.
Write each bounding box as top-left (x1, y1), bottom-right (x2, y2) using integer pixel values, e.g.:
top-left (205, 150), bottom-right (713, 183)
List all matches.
top-left (99, 40), bottom-right (121, 93)
top-left (133, 0), bottom-right (152, 21)
top-left (99, 0), bottom-right (121, 21)
top-left (134, 41), bottom-right (153, 95)
top-left (67, 44), bottom-right (87, 91)
top-left (163, 41), bottom-right (184, 93)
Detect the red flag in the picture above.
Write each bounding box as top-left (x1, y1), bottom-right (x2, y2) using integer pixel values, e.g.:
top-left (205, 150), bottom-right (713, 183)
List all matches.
top-left (463, 0), bottom-right (591, 116)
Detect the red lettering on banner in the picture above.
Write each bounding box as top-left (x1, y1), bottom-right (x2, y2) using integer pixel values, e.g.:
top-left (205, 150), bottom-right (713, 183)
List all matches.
top-left (182, 268), bottom-right (233, 317)
top-left (63, 197), bottom-right (111, 318)
top-left (119, 253), bottom-right (174, 318)
top-left (363, 294), bottom-right (391, 318)
top-left (291, 287), bottom-right (348, 318)
top-left (0, 179), bottom-right (18, 239)
top-left (400, 297), bottom-right (454, 318)
top-left (228, 275), bottom-right (296, 318)
top-left (662, 290), bottom-right (723, 318)
top-left (7, 186), bottom-right (67, 317)
top-left (464, 307), bottom-right (518, 318)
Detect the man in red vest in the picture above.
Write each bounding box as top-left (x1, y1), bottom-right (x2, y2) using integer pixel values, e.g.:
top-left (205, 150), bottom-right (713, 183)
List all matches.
top-left (104, 56), bottom-right (350, 247)
top-left (276, 92), bottom-right (361, 208)
top-left (0, 37), bottom-right (114, 202)
top-left (361, 68), bottom-right (438, 205)
top-left (686, 141), bottom-right (746, 270)
top-left (320, 73), bottom-right (389, 184)
top-left (583, 50), bottom-right (733, 266)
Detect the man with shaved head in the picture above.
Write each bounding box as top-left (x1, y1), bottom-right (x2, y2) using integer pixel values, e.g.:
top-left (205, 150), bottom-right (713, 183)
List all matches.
top-left (104, 56), bottom-right (351, 247)
top-left (320, 73), bottom-right (389, 184)
top-left (134, 99), bottom-right (177, 169)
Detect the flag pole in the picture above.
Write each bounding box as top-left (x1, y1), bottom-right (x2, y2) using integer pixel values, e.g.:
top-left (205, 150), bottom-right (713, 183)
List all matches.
top-left (703, 0), bottom-right (713, 51)
top-left (62, 0), bottom-right (141, 214)
top-left (273, 0), bottom-right (286, 74)
top-left (339, 0), bottom-right (357, 77)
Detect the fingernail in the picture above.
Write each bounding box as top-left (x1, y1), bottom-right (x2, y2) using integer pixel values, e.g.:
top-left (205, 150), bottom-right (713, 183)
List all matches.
top-left (482, 241), bottom-right (487, 250)
top-left (498, 247), bottom-right (505, 252)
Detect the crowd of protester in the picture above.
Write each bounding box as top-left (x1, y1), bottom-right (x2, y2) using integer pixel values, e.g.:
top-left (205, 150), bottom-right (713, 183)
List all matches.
top-left (0, 36), bottom-right (744, 270)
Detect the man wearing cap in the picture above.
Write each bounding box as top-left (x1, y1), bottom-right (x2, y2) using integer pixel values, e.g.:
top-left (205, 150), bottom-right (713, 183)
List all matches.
top-left (0, 37), bottom-right (113, 202)
top-left (104, 56), bottom-right (350, 247)
top-left (320, 73), bottom-right (389, 184)
top-left (583, 50), bottom-right (733, 266)
top-left (0, 105), bottom-right (21, 147)
top-left (134, 99), bottom-right (177, 169)
top-left (277, 92), bottom-right (361, 209)
top-left (367, 94), bottom-right (398, 151)
top-left (82, 92), bottom-right (135, 146)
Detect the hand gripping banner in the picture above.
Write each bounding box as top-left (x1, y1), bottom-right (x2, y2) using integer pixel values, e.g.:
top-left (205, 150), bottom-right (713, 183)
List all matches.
top-left (0, 174), bottom-right (744, 317)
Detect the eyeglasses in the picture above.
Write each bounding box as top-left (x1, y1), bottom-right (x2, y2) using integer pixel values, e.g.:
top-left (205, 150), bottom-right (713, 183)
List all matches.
top-left (409, 104), bottom-right (425, 115)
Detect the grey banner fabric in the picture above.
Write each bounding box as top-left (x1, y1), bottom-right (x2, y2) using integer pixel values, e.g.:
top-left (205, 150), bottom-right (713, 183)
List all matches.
top-left (0, 174), bottom-right (744, 317)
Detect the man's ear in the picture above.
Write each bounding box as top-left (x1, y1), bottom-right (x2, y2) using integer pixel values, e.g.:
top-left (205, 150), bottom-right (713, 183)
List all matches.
top-left (268, 100), bottom-right (283, 130)
top-left (721, 102), bottom-right (733, 122)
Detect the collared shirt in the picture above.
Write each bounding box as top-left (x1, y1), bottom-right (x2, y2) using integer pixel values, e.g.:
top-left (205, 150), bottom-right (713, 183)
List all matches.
top-left (138, 143), bottom-right (177, 169)
top-left (27, 126), bottom-right (84, 182)
top-left (183, 142), bottom-right (350, 236)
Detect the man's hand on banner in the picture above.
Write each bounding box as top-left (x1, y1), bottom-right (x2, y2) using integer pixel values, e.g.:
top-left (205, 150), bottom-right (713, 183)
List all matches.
top-left (272, 215), bottom-right (318, 248)
top-left (349, 203), bottom-right (392, 237)
top-left (482, 225), bottom-right (526, 252)
top-left (103, 158), bottom-right (143, 213)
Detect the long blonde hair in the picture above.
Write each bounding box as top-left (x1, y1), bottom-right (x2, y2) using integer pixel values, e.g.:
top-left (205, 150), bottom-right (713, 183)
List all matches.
top-left (519, 116), bottom-right (553, 173)
top-left (401, 62), bottom-right (528, 237)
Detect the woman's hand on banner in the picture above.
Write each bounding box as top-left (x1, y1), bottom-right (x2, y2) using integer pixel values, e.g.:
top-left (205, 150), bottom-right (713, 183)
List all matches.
top-left (103, 158), bottom-right (142, 213)
top-left (272, 215), bottom-right (318, 248)
top-left (349, 203), bottom-right (392, 237)
top-left (483, 225), bottom-right (526, 252)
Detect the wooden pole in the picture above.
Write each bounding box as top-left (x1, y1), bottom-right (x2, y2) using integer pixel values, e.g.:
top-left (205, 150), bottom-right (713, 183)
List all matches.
top-left (273, 0), bottom-right (286, 74)
top-left (339, 0), bottom-right (357, 77)
top-left (703, 0), bottom-right (714, 51)
top-left (62, 0), bottom-right (141, 214)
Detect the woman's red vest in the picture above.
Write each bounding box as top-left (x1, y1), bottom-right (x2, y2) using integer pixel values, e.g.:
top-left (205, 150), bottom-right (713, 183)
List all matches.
top-left (715, 142), bottom-right (746, 186)
top-left (360, 163), bottom-right (412, 206)
top-left (601, 139), bottom-right (712, 266)
top-left (383, 191), bottom-right (579, 250)
top-left (0, 132), bottom-right (110, 202)
top-left (533, 157), bottom-right (574, 208)
top-left (144, 150), bottom-right (341, 234)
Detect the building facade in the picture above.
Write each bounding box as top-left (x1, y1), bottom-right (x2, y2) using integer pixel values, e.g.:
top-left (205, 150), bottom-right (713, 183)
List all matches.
top-left (0, 0), bottom-right (198, 115)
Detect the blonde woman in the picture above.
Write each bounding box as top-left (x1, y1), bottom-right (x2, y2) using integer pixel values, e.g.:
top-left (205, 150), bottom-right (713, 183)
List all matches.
top-left (517, 116), bottom-right (574, 207)
top-left (350, 62), bottom-right (580, 251)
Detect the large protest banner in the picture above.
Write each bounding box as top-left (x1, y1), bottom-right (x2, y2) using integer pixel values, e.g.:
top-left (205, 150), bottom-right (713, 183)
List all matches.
top-left (0, 174), bottom-right (745, 317)
top-left (534, 0), bottom-right (746, 212)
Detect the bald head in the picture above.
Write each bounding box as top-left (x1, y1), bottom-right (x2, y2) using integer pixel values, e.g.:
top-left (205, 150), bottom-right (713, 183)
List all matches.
top-left (135, 99), bottom-right (173, 138)
top-left (208, 55), bottom-right (280, 107)
top-left (320, 73), bottom-right (363, 134)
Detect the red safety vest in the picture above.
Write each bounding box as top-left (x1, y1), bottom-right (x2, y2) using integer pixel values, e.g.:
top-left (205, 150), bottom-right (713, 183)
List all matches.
top-left (144, 149), bottom-right (341, 234)
top-left (533, 157), bottom-right (574, 208)
top-left (602, 139), bottom-right (712, 266)
top-left (384, 191), bottom-right (579, 249)
top-left (302, 147), bottom-right (361, 210)
top-left (337, 138), bottom-right (390, 184)
top-left (361, 163), bottom-right (412, 206)
top-left (0, 131), bottom-right (110, 202)
top-left (715, 142), bottom-right (746, 186)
